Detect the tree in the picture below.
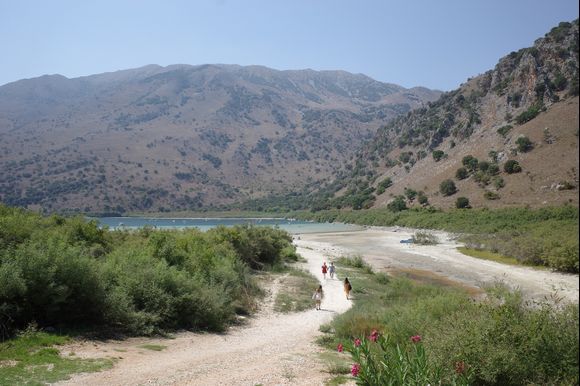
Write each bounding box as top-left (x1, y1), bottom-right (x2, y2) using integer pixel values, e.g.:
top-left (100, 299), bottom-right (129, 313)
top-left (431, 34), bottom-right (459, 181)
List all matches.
top-left (404, 188), bottom-right (417, 202)
top-left (515, 136), bottom-right (533, 153)
top-left (387, 195), bottom-right (407, 212)
top-left (456, 167), bottom-right (468, 180)
top-left (456, 197), bottom-right (470, 208)
top-left (504, 160), bottom-right (522, 174)
top-left (440, 179), bottom-right (457, 196)
top-left (376, 177), bottom-right (393, 195)
top-left (432, 150), bottom-right (445, 162)
top-left (462, 155), bottom-right (479, 172)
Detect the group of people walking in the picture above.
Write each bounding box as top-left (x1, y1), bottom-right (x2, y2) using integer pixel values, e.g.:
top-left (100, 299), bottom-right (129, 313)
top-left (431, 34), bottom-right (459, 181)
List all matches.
top-left (313, 261), bottom-right (352, 311)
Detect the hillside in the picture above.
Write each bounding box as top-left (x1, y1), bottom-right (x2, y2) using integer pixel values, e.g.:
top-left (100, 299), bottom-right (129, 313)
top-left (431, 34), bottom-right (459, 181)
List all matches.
top-left (0, 65), bottom-right (440, 213)
top-left (323, 20), bottom-right (579, 211)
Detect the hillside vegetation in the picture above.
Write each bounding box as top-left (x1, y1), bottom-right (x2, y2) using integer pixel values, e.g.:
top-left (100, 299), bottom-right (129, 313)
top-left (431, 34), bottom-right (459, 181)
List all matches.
top-left (0, 66), bottom-right (439, 214)
top-left (0, 204), bottom-right (298, 338)
top-left (294, 19), bottom-right (579, 212)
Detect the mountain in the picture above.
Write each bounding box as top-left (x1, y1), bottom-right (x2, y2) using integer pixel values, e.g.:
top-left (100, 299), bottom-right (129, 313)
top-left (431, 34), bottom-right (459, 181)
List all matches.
top-left (0, 65), bottom-right (441, 213)
top-left (320, 19), bottom-right (579, 211)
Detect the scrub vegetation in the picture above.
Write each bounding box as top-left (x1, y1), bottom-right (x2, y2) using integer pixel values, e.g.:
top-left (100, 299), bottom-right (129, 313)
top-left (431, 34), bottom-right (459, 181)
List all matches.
top-left (0, 204), bottom-right (299, 338)
top-left (319, 258), bottom-right (579, 385)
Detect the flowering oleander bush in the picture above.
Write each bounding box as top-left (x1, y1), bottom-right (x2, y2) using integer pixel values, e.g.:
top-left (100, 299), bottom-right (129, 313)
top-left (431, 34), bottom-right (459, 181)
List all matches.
top-left (339, 330), bottom-right (473, 386)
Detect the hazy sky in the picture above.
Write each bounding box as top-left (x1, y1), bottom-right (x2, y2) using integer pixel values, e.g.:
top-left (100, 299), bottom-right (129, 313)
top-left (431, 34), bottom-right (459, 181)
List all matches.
top-left (1, 0), bottom-right (578, 90)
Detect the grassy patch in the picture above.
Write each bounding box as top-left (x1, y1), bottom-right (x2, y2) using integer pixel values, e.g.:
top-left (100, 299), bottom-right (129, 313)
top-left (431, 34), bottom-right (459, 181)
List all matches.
top-left (457, 246), bottom-right (522, 266)
top-left (137, 344), bottom-right (167, 351)
top-left (0, 330), bottom-right (113, 385)
top-left (274, 267), bottom-right (320, 313)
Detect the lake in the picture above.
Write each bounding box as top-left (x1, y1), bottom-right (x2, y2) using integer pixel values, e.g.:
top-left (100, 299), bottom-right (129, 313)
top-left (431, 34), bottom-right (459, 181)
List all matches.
top-left (93, 217), bottom-right (363, 234)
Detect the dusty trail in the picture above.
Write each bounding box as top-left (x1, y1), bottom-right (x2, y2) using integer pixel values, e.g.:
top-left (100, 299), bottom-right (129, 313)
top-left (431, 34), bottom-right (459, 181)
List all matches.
top-left (57, 245), bottom-right (352, 386)
top-left (295, 228), bottom-right (579, 304)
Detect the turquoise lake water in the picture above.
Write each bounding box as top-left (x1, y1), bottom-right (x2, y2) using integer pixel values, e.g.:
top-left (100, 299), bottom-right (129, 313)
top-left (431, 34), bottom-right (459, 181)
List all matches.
top-left (93, 217), bottom-right (363, 234)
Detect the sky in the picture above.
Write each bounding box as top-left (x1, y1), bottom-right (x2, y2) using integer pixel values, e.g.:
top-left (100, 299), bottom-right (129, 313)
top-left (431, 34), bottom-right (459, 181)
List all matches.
top-left (0, 0), bottom-right (578, 91)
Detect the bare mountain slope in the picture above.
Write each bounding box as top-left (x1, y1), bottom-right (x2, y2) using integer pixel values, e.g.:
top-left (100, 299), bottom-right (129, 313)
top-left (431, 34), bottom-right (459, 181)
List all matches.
top-left (0, 65), bottom-right (440, 213)
top-left (327, 20), bottom-right (579, 210)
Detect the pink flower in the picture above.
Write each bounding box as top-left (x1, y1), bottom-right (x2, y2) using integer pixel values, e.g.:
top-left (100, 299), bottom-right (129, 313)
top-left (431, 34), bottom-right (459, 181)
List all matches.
top-left (354, 338), bottom-right (362, 347)
top-left (337, 343), bottom-right (344, 352)
top-left (351, 363), bottom-right (361, 377)
top-left (369, 329), bottom-right (379, 342)
top-left (410, 335), bottom-right (422, 343)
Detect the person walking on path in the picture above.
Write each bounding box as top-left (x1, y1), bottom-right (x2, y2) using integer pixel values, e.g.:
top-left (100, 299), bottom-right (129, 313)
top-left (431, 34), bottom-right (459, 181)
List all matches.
top-left (312, 285), bottom-right (324, 310)
top-left (328, 262), bottom-right (335, 279)
top-left (344, 277), bottom-right (352, 300)
top-left (321, 262), bottom-right (328, 279)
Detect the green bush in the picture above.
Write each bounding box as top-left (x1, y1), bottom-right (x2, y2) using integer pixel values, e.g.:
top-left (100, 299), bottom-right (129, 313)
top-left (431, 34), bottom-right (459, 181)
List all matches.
top-left (439, 179), bottom-right (457, 196)
top-left (432, 150), bottom-right (445, 162)
top-left (428, 289), bottom-right (579, 385)
top-left (461, 155), bottom-right (478, 172)
top-left (455, 167), bottom-right (468, 180)
top-left (0, 206), bottom-right (296, 336)
top-left (387, 196), bottom-right (407, 212)
top-left (515, 136), bottom-right (534, 152)
top-left (484, 191), bottom-right (500, 200)
top-left (376, 177), bottom-right (393, 195)
top-left (504, 160), bottom-right (522, 174)
top-left (412, 231), bottom-right (439, 245)
top-left (455, 197), bottom-right (470, 209)
top-left (497, 125), bottom-right (513, 137)
top-left (515, 104), bottom-right (541, 124)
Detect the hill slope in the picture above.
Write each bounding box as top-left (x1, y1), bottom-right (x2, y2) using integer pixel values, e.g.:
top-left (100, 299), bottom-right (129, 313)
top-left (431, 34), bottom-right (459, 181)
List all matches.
top-left (326, 19), bottom-right (579, 210)
top-left (0, 65), bottom-right (440, 213)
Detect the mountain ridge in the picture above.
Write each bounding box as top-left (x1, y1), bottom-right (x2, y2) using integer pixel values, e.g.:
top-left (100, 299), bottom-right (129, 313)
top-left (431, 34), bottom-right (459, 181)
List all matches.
top-left (0, 64), bottom-right (440, 213)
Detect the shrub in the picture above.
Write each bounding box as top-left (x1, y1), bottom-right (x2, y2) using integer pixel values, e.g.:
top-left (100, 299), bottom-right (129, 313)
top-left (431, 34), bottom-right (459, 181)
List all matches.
top-left (439, 179), bottom-right (457, 196)
top-left (478, 161), bottom-right (490, 172)
top-left (455, 167), bottom-right (468, 180)
top-left (484, 191), bottom-right (500, 200)
top-left (432, 150), bottom-right (445, 162)
top-left (339, 332), bottom-right (472, 385)
top-left (473, 171), bottom-right (491, 186)
top-left (493, 176), bottom-right (505, 189)
top-left (376, 177), bottom-right (393, 195)
top-left (387, 196), bottom-right (407, 212)
top-left (412, 231), bottom-right (439, 245)
top-left (404, 188), bottom-right (417, 202)
top-left (461, 155), bottom-right (478, 171)
top-left (487, 164), bottom-right (500, 175)
top-left (515, 104), bottom-right (541, 124)
top-left (456, 197), bottom-right (470, 209)
top-left (428, 289), bottom-right (579, 385)
top-left (515, 136), bottom-right (533, 152)
top-left (418, 192), bottom-right (429, 206)
top-left (504, 160), bottom-right (522, 174)
top-left (497, 125), bottom-right (513, 137)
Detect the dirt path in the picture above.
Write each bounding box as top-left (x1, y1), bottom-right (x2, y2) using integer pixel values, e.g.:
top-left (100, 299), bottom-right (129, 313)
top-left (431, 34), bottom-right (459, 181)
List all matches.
top-left (295, 228), bottom-right (579, 304)
top-left (56, 245), bottom-right (352, 386)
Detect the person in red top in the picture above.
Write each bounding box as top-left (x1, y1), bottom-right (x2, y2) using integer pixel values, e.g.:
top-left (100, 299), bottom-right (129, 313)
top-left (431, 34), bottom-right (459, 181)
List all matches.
top-left (321, 262), bottom-right (328, 279)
